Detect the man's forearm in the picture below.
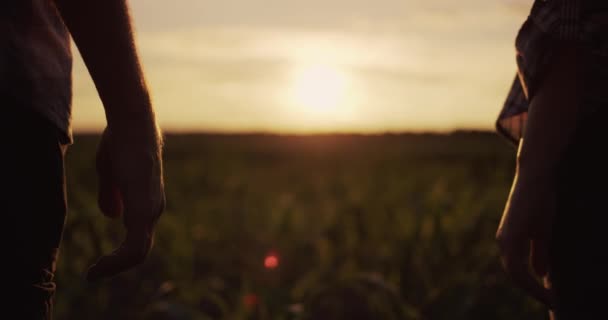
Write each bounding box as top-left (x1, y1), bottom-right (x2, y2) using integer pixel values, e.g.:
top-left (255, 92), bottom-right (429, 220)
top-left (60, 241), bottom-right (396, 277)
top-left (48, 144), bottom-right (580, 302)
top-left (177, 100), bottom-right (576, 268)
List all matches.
top-left (53, 0), bottom-right (155, 130)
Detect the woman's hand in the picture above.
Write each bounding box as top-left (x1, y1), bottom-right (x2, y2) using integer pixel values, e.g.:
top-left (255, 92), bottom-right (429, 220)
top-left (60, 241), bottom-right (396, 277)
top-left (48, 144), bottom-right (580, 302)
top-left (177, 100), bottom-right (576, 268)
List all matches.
top-left (496, 166), bottom-right (556, 309)
top-left (497, 43), bottom-right (584, 311)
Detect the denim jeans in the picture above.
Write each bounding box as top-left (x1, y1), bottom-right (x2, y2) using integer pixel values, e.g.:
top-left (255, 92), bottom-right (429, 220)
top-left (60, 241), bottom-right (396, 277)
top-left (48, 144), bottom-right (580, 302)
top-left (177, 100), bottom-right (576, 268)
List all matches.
top-left (2, 106), bottom-right (67, 319)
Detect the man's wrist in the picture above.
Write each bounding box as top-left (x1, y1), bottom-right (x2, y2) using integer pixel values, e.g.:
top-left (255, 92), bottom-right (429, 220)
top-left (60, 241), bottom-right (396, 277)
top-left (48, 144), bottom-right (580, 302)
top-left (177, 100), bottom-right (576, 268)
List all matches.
top-left (107, 110), bottom-right (154, 130)
top-left (106, 109), bottom-right (162, 147)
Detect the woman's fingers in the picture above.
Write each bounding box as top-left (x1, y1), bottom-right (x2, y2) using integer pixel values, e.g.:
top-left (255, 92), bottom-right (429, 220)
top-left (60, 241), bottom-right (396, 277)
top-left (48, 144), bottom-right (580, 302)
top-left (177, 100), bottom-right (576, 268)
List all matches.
top-left (507, 261), bottom-right (555, 309)
top-left (498, 237), bottom-right (555, 309)
top-left (531, 237), bottom-right (550, 277)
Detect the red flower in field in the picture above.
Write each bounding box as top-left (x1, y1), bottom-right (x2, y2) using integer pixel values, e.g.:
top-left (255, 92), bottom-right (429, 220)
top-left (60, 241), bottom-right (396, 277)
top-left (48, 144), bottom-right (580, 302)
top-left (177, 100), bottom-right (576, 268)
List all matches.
top-left (243, 293), bottom-right (258, 309)
top-left (264, 253), bottom-right (279, 269)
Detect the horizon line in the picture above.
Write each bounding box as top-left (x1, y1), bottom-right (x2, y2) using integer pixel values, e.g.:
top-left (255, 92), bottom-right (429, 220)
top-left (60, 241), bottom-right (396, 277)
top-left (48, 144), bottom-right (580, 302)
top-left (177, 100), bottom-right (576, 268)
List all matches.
top-left (72, 128), bottom-right (498, 136)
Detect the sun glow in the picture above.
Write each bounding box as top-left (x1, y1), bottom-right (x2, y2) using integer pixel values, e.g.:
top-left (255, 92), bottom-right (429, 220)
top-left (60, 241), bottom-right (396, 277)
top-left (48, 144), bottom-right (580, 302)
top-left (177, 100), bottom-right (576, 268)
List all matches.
top-left (289, 63), bottom-right (349, 113)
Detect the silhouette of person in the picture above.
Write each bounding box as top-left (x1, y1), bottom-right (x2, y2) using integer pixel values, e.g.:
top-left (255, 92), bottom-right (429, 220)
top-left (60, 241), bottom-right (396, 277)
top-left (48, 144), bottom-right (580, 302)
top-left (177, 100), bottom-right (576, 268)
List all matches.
top-left (2, 1), bottom-right (165, 318)
top-left (496, 1), bottom-right (608, 319)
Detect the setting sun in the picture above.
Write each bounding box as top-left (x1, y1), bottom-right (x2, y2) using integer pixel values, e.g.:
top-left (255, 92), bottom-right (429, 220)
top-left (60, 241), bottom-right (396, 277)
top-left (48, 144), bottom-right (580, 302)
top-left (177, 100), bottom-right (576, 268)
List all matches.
top-left (289, 63), bottom-right (349, 113)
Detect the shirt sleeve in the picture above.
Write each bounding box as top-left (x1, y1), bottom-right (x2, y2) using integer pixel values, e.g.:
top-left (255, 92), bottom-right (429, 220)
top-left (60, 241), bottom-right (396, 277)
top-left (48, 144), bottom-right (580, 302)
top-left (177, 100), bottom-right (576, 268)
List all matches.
top-left (557, 0), bottom-right (582, 41)
top-left (496, 75), bottom-right (529, 147)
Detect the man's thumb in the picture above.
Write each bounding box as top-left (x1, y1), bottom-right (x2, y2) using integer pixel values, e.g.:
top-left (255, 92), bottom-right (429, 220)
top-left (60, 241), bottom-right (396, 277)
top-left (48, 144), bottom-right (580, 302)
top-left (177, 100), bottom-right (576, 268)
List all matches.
top-left (86, 232), bottom-right (152, 282)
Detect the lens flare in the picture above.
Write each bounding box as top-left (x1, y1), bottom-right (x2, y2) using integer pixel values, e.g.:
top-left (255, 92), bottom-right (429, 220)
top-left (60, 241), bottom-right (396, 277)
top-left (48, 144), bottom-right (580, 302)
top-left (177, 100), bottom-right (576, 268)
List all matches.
top-left (264, 253), bottom-right (279, 269)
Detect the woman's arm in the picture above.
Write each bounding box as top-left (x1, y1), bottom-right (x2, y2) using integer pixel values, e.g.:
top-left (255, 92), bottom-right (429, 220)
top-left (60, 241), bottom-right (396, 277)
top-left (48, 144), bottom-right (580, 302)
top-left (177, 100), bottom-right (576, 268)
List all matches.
top-left (496, 44), bottom-right (584, 308)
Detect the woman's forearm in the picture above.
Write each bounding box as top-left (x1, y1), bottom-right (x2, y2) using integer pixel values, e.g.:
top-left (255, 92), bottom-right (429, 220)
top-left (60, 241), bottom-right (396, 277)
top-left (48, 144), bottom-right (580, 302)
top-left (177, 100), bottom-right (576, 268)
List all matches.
top-left (516, 45), bottom-right (584, 184)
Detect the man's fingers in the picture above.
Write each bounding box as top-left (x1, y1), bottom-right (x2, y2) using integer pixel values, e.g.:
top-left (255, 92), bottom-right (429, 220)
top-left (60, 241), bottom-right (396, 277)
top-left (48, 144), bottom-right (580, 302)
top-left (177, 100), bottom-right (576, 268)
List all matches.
top-left (86, 228), bottom-right (153, 282)
top-left (98, 181), bottom-right (123, 219)
top-left (121, 179), bottom-right (165, 230)
top-left (90, 126), bottom-right (165, 281)
top-left (91, 160), bottom-right (163, 281)
top-left (96, 129), bottom-right (123, 219)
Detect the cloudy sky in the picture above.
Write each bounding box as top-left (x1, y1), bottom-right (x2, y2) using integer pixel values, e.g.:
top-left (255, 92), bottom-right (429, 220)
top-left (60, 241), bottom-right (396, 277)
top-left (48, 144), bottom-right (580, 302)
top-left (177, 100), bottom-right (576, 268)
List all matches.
top-left (71, 0), bottom-right (530, 133)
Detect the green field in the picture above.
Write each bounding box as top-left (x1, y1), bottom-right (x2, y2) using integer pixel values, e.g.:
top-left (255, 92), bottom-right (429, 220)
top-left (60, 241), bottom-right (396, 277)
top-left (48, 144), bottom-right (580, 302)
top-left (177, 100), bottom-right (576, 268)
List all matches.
top-left (55, 132), bottom-right (547, 319)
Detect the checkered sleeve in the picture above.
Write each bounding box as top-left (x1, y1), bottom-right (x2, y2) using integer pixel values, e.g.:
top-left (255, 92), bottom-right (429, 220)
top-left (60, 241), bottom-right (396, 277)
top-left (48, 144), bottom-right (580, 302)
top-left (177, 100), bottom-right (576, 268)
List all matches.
top-left (558, 0), bottom-right (582, 41)
top-left (496, 75), bottom-right (529, 146)
top-left (495, 0), bottom-right (585, 146)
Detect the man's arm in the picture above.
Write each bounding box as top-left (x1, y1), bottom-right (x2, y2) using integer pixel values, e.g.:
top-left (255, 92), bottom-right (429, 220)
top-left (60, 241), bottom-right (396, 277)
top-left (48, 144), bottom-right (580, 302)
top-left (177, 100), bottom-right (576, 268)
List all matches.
top-left (54, 0), bottom-right (153, 129)
top-left (53, 0), bottom-right (165, 281)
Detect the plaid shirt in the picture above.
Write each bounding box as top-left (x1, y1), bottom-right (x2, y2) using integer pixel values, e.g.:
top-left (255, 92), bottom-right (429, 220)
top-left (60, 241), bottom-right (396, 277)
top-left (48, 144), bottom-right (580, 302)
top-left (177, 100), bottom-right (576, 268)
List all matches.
top-left (497, 0), bottom-right (608, 146)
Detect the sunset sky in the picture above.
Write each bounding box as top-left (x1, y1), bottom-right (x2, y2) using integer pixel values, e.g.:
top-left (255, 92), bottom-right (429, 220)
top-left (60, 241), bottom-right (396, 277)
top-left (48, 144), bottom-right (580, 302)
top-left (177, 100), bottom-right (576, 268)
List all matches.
top-left (71, 0), bottom-right (530, 133)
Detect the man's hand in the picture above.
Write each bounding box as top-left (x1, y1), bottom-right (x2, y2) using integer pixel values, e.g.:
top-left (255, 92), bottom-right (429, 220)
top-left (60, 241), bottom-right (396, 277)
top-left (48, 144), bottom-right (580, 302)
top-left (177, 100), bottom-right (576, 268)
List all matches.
top-left (51, 0), bottom-right (166, 281)
top-left (496, 170), bottom-right (555, 309)
top-left (87, 123), bottom-right (165, 281)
